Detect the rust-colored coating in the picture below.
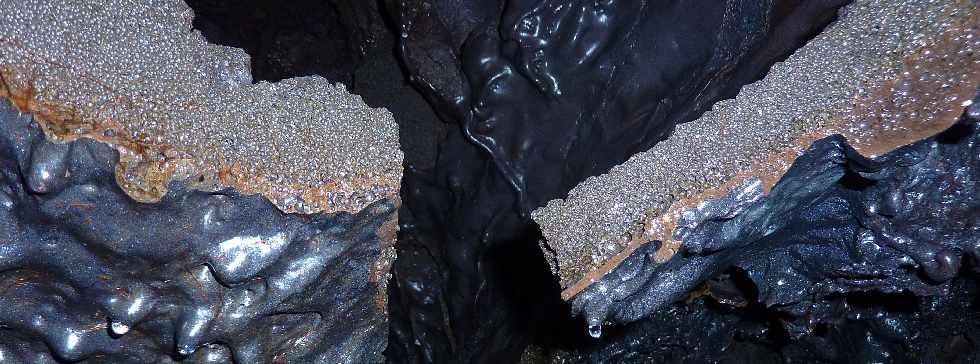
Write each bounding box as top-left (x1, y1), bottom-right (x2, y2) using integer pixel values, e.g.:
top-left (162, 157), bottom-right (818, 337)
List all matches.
top-left (532, 0), bottom-right (980, 301)
top-left (0, 0), bottom-right (402, 214)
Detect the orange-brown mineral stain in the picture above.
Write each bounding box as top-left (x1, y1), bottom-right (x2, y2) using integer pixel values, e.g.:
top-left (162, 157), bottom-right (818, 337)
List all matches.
top-left (0, 65), bottom-right (398, 214)
top-left (560, 17), bottom-right (980, 301)
top-left (369, 197), bottom-right (401, 313)
top-left (2, 63), bottom-right (403, 309)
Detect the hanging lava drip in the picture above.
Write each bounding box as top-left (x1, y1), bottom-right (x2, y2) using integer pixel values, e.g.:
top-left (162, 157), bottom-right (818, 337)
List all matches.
top-left (184, 0), bottom-right (853, 362)
top-left (1, 0), bottom-right (978, 362)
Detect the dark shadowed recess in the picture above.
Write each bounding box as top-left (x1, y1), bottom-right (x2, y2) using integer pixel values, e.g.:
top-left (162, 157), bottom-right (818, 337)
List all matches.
top-left (562, 269), bottom-right (980, 363)
top-left (566, 109), bottom-right (980, 362)
top-left (186, 0), bottom-right (848, 362)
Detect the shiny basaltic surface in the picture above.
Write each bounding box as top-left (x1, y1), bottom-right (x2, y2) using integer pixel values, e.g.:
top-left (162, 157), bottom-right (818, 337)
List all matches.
top-left (0, 99), bottom-right (396, 363)
top-left (179, 0), bottom-right (980, 362)
top-left (0, 0), bottom-right (402, 214)
top-left (534, 0), bottom-right (979, 298)
top-left (383, 0), bottom-right (849, 360)
top-left (562, 103), bottom-right (980, 362)
top-left (6, 0), bottom-right (972, 361)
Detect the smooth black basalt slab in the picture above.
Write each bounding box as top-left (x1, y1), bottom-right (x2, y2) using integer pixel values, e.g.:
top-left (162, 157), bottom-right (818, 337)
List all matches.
top-left (0, 99), bottom-right (396, 363)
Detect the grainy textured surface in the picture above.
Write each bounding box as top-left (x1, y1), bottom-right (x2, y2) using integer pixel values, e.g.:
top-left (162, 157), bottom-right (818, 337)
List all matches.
top-left (383, 0), bottom-right (850, 360)
top-left (533, 0), bottom-right (980, 295)
top-left (561, 106), bottom-right (980, 361)
top-left (0, 0), bottom-right (402, 214)
top-left (0, 98), bottom-right (396, 363)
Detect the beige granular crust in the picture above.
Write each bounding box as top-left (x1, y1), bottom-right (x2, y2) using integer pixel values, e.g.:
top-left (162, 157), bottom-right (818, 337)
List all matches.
top-left (0, 0), bottom-right (402, 214)
top-left (531, 0), bottom-right (980, 300)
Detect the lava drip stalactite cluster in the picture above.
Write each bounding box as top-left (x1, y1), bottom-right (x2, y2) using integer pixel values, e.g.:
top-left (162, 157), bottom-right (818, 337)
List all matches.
top-left (383, 0), bottom-right (852, 361)
top-left (570, 105), bottom-right (980, 360)
top-left (0, 99), bottom-right (397, 362)
top-left (0, 0), bottom-right (402, 215)
top-left (1, 0), bottom-right (979, 362)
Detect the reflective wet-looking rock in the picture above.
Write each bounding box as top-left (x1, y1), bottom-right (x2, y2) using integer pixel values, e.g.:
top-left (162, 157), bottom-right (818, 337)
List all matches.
top-left (381, 0), bottom-right (857, 360)
top-left (2, 0), bottom-right (979, 362)
top-left (0, 99), bottom-right (397, 362)
top-left (557, 99), bottom-right (980, 362)
top-left (533, 0), bottom-right (980, 299)
top-left (531, 0), bottom-right (980, 361)
top-left (0, 0), bottom-right (402, 214)
top-left (0, 0), bottom-right (401, 361)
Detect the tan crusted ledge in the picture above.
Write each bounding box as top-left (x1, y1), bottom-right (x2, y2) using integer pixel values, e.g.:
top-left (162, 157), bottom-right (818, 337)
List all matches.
top-left (0, 0), bottom-right (403, 214)
top-left (532, 0), bottom-right (980, 301)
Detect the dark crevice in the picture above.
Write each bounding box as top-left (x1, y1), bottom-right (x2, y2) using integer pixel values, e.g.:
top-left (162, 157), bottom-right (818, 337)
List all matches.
top-left (184, 0), bottom-right (863, 362)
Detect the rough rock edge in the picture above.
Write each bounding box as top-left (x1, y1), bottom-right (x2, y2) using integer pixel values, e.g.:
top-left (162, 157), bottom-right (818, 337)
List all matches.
top-left (569, 98), bottom-right (980, 340)
top-left (0, 98), bottom-right (397, 363)
top-left (0, 0), bottom-right (403, 215)
top-left (532, 0), bottom-right (980, 299)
